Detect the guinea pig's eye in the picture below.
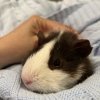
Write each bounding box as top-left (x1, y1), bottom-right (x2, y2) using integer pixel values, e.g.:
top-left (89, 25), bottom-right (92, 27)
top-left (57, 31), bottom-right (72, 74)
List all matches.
top-left (53, 59), bottom-right (61, 68)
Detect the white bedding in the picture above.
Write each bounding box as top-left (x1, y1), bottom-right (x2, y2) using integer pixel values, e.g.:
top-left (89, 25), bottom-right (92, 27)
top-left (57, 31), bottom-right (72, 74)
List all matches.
top-left (1, 0), bottom-right (100, 100)
top-left (0, 0), bottom-right (85, 37)
top-left (0, 0), bottom-right (62, 37)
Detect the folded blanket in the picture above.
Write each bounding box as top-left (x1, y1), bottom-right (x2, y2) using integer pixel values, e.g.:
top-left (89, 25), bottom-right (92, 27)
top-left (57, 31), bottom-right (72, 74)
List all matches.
top-left (0, 0), bottom-right (100, 100)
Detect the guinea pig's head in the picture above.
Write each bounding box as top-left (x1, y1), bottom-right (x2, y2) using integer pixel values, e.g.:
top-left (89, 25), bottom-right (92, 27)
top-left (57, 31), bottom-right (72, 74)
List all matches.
top-left (21, 31), bottom-right (92, 93)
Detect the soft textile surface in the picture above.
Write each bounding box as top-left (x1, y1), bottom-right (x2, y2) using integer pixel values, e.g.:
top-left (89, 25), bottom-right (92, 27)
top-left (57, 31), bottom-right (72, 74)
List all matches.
top-left (0, 0), bottom-right (100, 100)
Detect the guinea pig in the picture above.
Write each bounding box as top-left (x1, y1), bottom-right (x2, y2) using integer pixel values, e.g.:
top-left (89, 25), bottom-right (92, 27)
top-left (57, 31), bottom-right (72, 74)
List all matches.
top-left (21, 31), bottom-right (93, 94)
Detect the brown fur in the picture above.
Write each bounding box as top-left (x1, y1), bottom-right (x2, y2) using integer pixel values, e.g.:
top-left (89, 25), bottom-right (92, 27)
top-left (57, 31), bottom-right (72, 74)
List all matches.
top-left (48, 32), bottom-right (93, 83)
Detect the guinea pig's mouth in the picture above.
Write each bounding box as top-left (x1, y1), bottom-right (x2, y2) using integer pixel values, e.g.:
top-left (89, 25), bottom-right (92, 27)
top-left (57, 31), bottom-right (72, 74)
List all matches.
top-left (23, 81), bottom-right (62, 94)
top-left (33, 90), bottom-right (57, 94)
top-left (33, 90), bottom-right (45, 94)
top-left (32, 90), bottom-right (52, 94)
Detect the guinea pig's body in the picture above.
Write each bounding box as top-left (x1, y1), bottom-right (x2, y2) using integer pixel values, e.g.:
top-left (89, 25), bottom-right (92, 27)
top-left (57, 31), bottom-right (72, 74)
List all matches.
top-left (21, 31), bottom-right (93, 93)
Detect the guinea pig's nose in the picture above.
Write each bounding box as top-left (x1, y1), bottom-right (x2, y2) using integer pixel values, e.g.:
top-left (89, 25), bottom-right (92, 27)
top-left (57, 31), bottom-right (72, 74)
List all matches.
top-left (22, 76), bottom-right (32, 85)
top-left (22, 73), bottom-right (39, 85)
top-left (25, 80), bottom-right (32, 85)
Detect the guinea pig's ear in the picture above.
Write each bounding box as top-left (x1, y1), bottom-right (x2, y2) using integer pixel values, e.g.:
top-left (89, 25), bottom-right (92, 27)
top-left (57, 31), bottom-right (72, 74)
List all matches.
top-left (73, 39), bottom-right (92, 58)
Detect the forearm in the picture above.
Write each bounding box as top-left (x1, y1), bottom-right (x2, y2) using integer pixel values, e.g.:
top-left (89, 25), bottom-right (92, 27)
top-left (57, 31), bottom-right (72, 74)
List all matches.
top-left (0, 32), bottom-right (38, 69)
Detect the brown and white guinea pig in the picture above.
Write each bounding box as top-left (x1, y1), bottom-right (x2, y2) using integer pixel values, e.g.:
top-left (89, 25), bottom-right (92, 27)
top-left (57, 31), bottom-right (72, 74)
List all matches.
top-left (21, 31), bottom-right (93, 94)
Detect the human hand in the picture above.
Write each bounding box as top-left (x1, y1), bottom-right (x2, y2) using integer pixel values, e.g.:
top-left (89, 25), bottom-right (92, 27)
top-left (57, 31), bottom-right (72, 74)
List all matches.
top-left (0, 16), bottom-right (78, 68)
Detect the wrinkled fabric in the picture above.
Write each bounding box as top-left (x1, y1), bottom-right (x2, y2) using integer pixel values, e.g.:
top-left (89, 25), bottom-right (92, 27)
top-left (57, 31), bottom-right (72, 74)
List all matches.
top-left (0, 0), bottom-right (100, 100)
